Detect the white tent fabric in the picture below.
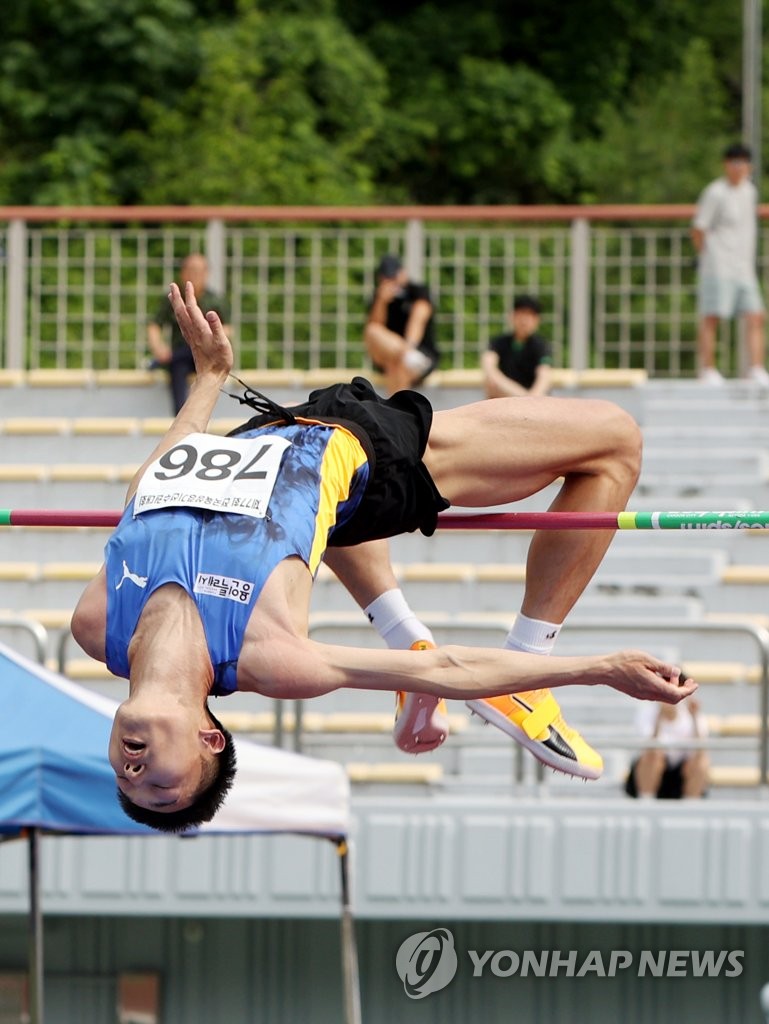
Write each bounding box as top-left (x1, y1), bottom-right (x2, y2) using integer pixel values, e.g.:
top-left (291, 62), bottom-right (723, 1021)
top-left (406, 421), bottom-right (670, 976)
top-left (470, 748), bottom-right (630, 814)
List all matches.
top-left (201, 734), bottom-right (350, 836)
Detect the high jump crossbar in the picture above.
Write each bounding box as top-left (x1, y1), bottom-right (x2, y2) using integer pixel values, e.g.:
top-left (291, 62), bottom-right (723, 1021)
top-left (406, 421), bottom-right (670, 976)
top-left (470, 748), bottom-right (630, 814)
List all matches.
top-left (3, 510), bottom-right (769, 530)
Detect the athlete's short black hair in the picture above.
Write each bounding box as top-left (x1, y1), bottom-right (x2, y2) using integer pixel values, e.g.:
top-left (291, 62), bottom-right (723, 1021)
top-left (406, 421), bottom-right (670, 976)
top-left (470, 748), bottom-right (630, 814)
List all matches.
top-left (117, 706), bottom-right (236, 833)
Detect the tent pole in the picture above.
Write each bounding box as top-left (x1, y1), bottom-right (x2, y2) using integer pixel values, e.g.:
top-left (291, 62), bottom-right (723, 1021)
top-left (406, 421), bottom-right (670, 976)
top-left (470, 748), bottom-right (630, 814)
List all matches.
top-left (336, 838), bottom-right (361, 1024)
top-left (27, 828), bottom-right (44, 1024)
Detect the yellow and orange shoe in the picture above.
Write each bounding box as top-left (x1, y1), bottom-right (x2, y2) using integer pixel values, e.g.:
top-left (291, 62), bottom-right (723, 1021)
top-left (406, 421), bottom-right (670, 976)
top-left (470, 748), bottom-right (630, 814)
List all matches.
top-left (393, 641), bottom-right (450, 755)
top-left (465, 690), bottom-right (603, 780)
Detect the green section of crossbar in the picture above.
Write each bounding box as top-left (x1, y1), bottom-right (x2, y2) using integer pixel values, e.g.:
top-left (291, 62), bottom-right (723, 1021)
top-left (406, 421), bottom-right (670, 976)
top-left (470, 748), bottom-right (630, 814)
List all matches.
top-left (618, 511), bottom-right (769, 530)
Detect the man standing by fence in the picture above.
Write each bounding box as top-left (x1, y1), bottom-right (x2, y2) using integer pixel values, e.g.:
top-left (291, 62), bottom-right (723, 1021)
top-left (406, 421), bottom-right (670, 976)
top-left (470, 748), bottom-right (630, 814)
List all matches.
top-left (691, 143), bottom-right (769, 387)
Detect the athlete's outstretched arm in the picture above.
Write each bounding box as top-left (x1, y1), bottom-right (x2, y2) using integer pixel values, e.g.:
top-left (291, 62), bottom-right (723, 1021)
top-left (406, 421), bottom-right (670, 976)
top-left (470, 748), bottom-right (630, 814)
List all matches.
top-left (124, 281), bottom-right (233, 507)
top-left (254, 635), bottom-right (696, 706)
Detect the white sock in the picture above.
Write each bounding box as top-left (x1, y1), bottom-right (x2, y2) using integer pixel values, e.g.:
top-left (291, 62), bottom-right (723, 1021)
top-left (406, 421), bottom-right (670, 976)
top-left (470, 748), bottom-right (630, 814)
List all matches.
top-left (364, 589), bottom-right (434, 650)
top-left (504, 611), bottom-right (561, 655)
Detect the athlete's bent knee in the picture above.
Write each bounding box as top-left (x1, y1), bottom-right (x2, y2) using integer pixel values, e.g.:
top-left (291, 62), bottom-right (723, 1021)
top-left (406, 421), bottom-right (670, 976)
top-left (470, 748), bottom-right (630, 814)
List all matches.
top-left (602, 403), bottom-right (642, 488)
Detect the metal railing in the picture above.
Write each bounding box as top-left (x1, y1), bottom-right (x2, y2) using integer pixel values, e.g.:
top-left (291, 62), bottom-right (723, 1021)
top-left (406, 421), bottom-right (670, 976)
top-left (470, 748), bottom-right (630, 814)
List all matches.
top-left (0, 616), bottom-right (48, 665)
top-left (4, 203), bottom-right (769, 377)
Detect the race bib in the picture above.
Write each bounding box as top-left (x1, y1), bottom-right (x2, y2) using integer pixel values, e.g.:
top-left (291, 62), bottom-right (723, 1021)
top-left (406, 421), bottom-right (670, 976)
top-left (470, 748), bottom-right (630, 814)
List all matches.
top-left (133, 432), bottom-right (291, 519)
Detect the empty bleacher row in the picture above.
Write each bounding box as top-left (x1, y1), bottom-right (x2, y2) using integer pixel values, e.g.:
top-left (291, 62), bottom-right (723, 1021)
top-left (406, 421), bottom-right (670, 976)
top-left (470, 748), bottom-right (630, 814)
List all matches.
top-left (2, 370), bottom-right (769, 796)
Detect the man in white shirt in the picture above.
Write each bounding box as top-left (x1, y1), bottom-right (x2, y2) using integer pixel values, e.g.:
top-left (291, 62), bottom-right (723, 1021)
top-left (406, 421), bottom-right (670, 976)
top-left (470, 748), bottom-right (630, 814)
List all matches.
top-left (691, 143), bottom-right (769, 386)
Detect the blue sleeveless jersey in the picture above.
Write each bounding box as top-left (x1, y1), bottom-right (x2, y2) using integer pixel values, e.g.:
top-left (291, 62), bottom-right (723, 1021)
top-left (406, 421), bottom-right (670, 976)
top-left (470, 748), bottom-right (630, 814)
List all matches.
top-left (105, 423), bottom-right (369, 694)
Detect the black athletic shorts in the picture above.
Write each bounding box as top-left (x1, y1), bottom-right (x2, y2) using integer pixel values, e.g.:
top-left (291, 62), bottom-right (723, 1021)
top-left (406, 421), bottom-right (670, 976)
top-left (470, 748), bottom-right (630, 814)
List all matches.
top-left (625, 759), bottom-right (685, 799)
top-left (227, 376), bottom-right (450, 546)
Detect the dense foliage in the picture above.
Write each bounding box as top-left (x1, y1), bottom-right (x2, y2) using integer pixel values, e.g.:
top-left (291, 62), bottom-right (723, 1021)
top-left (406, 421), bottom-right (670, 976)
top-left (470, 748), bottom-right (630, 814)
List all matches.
top-left (0, 0), bottom-right (759, 205)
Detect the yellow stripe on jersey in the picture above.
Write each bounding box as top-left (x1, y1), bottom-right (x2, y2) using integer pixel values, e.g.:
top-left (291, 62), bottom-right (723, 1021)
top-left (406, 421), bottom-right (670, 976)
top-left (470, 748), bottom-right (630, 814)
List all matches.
top-left (308, 427), bottom-right (368, 573)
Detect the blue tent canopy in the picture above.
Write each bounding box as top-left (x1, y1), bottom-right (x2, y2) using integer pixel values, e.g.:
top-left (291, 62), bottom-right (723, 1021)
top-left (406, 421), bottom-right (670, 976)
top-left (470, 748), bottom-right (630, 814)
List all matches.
top-left (0, 645), bottom-right (151, 835)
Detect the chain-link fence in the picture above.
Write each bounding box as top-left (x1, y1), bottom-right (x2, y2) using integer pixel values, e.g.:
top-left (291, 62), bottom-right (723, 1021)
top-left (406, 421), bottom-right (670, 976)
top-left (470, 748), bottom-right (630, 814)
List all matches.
top-left (1, 206), bottom-right (765, 376)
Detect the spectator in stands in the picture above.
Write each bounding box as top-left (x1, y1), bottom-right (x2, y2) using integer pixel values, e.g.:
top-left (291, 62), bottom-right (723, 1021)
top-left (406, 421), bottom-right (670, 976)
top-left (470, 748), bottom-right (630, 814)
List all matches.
top-left (691, 143), bottom-right (769, 387)
top-left (71, 282), bottom-right (697, 832)
top-left (482, 295), bottom-right (553, 398)
top-left (364, 254), bottom-right (440, 394)
top-left (147, 253), bottom-right (231, 414)
top-left (625, 695), bottom-right (709, 799)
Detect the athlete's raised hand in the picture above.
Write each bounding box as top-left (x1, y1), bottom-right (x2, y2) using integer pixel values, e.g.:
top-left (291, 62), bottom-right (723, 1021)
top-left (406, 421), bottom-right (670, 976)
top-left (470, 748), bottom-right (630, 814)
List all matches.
top-left (123, 281), bottom-right (235, 505)
top-left (169, 280), bottom-right (233, 381)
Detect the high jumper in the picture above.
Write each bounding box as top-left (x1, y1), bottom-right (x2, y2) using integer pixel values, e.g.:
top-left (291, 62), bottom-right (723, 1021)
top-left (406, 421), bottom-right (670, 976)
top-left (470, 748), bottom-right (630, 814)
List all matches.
top-left (70, 282), bottom-right (696, 831)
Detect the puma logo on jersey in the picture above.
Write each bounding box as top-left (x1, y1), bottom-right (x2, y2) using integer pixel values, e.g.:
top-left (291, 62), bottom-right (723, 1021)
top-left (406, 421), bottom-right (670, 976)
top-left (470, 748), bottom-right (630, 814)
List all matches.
top-left (116, 560), bottom-right (148, 590)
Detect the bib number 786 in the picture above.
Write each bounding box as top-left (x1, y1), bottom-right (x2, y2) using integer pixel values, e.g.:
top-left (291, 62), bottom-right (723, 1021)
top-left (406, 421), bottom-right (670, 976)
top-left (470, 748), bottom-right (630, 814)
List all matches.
top-left (134, 432), bottom-right (291, 519)
top-left (154, 442), bottom-right (274, 482)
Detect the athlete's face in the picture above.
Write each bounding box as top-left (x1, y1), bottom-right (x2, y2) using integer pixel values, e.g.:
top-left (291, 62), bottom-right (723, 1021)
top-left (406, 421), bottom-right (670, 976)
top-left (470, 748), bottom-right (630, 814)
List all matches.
top-left (109, 704), bottom-right (207, 812)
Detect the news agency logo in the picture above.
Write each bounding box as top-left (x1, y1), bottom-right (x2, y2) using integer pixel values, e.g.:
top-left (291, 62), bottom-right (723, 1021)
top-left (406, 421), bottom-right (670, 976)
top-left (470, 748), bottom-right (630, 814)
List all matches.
top-left (395, 929), bottom-right (458, 999)
top-left (394, 929), bottom-right (745, 999)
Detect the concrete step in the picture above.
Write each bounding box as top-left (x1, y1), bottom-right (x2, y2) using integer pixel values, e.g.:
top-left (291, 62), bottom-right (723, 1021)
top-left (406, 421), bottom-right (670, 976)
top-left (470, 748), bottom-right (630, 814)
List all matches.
top-left (640, 399), bottom-right (769, 429)
top-left (641, 447), bottom-right (769, 477)
top-left (701, 576), bottom-right (769, 614)
top-left (0, 378), bottom-right (303, 418)
top-left (629, 485), bottom-right (759, 507)
top-left (0, 415), bottom-right (246, 461)
top-left (314, 549), bottom-right (726, 612)
top-left (0, 575), bottom-right (97, 610)
top-left (637, 471), bottom-right (769, 495)
top-left (0, 380), bottom-right (177, 418)
top-left (389, 526), bottom-right (766, 567)
top-left (0, 478), bottom-right (127, 508)
top-left (640, 378), bottom-right (769, 405)
top-left (643, 423), bottom-right (769, 446)
top-left (0, 527), bottom-right (111, 561)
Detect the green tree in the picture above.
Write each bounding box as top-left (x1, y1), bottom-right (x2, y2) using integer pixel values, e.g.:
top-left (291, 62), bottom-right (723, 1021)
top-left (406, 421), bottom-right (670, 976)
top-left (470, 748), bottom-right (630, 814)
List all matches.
top-left (134, 5), bottom-right (386, 204)
top-left (580, 38), bottom-right (732, 203)
top-left (0, 0), bottom-right (753, 206)
top-left (0, 0), bottom-right (199, 203)
top-left (342, 0), bottom-right (736, 138)
top-left (372, 56), bottom-right (577, 203)
top-left (502, 0), bottom-right (727, 136)
top-left (341, 0), bottom-right (744, 202)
